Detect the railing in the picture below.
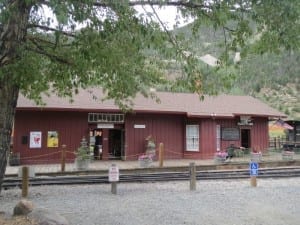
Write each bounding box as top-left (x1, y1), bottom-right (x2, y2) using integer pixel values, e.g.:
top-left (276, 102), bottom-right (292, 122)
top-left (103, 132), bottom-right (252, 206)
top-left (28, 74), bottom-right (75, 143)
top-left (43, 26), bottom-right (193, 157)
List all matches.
top-left (269, 137), bottom-right (287, 149)
top-left (269, 137), bottom-right (300, 152)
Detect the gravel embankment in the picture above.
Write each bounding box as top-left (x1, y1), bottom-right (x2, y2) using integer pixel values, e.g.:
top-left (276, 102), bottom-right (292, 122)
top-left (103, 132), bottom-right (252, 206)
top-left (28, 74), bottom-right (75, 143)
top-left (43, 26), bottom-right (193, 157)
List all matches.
top-left (1, 178), bottom-right (300, 225)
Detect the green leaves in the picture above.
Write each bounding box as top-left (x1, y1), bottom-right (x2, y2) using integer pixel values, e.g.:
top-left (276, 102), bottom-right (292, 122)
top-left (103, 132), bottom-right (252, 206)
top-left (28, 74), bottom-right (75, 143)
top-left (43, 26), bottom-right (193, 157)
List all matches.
top-left (250, 0), bottom-right (300, 52)
top-left (1, 0), bottom-right (299, 108)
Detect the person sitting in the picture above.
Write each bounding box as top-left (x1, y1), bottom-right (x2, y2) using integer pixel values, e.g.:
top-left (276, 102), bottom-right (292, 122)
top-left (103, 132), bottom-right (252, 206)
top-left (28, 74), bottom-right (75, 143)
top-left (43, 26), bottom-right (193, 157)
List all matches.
top-left (226, 144), bottom-right (236, 161)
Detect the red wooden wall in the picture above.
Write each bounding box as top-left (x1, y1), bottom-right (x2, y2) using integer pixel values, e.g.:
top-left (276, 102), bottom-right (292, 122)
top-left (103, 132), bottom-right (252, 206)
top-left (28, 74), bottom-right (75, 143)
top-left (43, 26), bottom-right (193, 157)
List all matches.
top-left (13, 111), bottom-right (89, 164)
top-left (13, 109), bottom-right (270, 164)
top-left (125, 113), bottom-right (184, 160)
top-left (217, 117), bottom-right (269, 152)
top-left (250, 117), bottom-right (269, 151)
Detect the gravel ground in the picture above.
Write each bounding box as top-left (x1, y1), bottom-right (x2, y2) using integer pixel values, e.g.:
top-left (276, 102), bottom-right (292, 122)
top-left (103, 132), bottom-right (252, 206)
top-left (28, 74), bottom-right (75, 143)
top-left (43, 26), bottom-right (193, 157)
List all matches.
top-left (1, 178), bottom-right (300, 225)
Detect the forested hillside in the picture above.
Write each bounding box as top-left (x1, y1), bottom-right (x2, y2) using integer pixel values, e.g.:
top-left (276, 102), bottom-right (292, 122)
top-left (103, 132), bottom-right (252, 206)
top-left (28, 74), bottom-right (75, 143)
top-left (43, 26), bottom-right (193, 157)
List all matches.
top-left (236, 52), bottom-right (299, 120)
top-left (164, 23), bottom-right (300, 120)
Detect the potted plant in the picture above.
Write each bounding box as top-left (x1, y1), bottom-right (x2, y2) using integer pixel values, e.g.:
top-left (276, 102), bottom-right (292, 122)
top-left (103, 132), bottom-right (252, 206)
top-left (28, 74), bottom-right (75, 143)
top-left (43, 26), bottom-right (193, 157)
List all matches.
top-left (145, 135), bottom-right (156, 156)
top-left (251, 149), bottom-right (262, 162)
top-left (75, 137), bottom-right (90, 170)
top-left (214, 151), bottom-right (228, 164)
top-left (138, 154), bottom-right (154, 167)
top-left (281, 150), bottom-right (294, 161)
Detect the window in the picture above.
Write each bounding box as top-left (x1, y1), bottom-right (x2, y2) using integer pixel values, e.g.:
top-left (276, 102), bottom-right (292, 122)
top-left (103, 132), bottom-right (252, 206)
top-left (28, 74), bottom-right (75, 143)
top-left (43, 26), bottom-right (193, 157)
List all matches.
top-left (186, 125), bottom-right (199, 151)
top-left (216, 125), bottom-right (221, 151)
top-left (88, 113), bottom-right (124, 123)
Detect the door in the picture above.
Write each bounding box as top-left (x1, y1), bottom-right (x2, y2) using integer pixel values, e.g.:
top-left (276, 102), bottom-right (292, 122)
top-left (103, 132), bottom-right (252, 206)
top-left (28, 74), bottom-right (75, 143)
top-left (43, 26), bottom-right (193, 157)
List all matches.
top-left (241, 129), bottom-right (251, 148)
top-left (108, 129), bottom-right (123, 159)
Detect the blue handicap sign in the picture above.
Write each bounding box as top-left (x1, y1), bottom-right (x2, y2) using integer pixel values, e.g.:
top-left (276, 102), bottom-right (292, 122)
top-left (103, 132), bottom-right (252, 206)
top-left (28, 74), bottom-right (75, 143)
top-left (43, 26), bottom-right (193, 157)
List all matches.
top-left (250, 162), bottom-right (259, 176)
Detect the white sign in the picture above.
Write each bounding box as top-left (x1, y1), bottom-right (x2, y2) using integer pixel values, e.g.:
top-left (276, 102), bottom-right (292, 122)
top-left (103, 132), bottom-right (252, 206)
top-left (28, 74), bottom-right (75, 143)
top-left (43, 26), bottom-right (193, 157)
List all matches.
top-left (97, 123), bottom-right (114, 129)
top-left (30, 131), bottom-right (42, 148)
top-left (109, 164), bottom-right (119, 182)
top-left (250, 162), bottom-right (259, 176)
top-left (134, 124), bottom-right (146, 129)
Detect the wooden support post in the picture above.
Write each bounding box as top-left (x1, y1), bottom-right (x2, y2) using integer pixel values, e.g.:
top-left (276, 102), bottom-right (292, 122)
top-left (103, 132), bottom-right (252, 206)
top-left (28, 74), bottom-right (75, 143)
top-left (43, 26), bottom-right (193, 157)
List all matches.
top-left (61, 144), bottom-right (66, 172)
top-left (250, 176), bottom-right (257, 187)
top-left (22, 166), bottom-right (29, 198)
top-left (189, 162), bottom-right (196, 191)
top-left (111, 182), bottom-right (117, 194)
top-left (159, 143), bottom-right (164, 168)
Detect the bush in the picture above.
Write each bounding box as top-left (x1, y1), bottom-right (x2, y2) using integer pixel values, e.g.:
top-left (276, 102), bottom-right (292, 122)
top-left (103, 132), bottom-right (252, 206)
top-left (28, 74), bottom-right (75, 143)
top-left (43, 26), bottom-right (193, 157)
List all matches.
top-left (76, 146), bottom-right (90, 161)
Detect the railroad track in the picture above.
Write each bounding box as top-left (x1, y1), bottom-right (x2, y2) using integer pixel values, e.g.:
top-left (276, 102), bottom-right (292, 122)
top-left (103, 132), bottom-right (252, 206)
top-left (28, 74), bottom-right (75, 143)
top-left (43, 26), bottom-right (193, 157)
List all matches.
top-left (3, 167), bottom-right (300, 189)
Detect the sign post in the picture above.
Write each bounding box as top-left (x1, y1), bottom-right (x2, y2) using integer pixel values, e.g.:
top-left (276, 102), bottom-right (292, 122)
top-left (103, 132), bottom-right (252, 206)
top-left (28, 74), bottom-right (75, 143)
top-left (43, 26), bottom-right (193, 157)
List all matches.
top-left (109, 164), bottom-right (119, 194)
top-left (249, 162), bottom-right (258, 187)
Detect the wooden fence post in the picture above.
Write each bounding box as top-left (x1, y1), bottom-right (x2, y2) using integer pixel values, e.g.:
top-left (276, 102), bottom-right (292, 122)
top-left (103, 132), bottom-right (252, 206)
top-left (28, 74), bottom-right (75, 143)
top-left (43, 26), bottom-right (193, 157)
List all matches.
top-left (159, 143), bottom-right (164, 168)
top-left (61, 144), bottom-right (66, 172)
top-left (22, 166), bottom-right (29, 198)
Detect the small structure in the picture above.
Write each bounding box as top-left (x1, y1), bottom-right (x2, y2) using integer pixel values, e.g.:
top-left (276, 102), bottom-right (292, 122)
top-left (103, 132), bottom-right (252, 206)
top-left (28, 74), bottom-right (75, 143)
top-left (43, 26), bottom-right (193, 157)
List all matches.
top-left (198, 54), bottom-right (219, 67)
top-left (285, 120), bottom-right (300, 143)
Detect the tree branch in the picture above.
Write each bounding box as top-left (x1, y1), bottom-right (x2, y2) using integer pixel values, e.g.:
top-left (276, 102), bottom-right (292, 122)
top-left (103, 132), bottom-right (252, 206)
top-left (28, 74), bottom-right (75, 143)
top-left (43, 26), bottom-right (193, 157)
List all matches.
top-left (92, 0), bottom-right (205, 8)
top-left (26, 37), bottom-right (73, 65)
top-left (27, 34), bottom-right (57, 47)
top-left (147, 4), bottom-right (181, 53)
top-left (27, 24), bottom-right (76, 37)
top-left (26, 46), bottom-right (72, 65)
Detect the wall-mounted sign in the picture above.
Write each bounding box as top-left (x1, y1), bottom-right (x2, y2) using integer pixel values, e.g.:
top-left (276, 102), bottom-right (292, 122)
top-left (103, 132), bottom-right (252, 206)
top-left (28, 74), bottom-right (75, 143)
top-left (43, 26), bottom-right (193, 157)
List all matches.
top-left (221, 128), bottom-right (240, 141)
top-left (97, 123), bottom-right (114, 129)
top-left (30, 131), bottom-right (42, 148)
top-left (134, 124), bottom-right (146, 129)
top-left (47, 131), bottom-right (59, 148)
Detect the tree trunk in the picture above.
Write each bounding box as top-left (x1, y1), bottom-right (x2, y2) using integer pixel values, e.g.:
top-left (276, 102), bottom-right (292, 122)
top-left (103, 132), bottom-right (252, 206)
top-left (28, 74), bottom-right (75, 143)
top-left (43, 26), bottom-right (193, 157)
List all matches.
top-left (0, 0), bottom-right (31, 193)
top-left (0, 79), bottom-right (19, 193)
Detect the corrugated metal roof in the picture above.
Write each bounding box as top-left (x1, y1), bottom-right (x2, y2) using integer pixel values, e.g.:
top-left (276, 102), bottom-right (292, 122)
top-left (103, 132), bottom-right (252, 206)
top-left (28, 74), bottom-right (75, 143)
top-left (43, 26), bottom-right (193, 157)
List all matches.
top-left (16, 88), bottom-right (286, 118)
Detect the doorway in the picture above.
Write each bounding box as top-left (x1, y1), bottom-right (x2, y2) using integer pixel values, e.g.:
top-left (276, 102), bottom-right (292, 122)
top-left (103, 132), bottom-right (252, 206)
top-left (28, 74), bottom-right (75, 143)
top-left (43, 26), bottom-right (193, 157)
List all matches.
top-left (241, 129), bottom-right (251, 148)
top-left (108, 129), bottom-right (124, 159)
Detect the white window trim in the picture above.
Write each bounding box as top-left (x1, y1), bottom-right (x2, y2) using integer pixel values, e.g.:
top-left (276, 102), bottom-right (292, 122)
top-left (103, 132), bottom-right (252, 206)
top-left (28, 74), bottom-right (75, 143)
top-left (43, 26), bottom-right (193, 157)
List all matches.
top-left (186, 125), bottom-right (199, 152)
top-left (216, 124), bottom-right (221, 151)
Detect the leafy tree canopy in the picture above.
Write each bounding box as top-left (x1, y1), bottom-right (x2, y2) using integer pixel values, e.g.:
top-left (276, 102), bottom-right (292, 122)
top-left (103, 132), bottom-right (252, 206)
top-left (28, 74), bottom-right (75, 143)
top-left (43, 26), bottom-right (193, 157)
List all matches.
top-left (1, 0), bottom-right (299, 106)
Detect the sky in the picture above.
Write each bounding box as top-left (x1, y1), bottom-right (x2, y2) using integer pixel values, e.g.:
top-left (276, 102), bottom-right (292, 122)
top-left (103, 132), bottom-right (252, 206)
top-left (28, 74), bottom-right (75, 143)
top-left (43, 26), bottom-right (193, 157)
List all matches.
top-left (134, 5), bottom-right (193, 30)
top-left (40, 4), bottom-right (193, 31)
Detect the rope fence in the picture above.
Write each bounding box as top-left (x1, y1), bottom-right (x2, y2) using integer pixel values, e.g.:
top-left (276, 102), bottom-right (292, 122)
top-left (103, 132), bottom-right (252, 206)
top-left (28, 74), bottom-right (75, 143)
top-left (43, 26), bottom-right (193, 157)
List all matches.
top-left (7, 140), bottom-right (300, 174)
top-left (7, 146), bottom-right (243, 164)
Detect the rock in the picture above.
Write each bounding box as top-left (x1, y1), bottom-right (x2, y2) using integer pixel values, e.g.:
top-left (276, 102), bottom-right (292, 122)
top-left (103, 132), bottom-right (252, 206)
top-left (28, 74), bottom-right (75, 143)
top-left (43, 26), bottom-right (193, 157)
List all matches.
top-left (13, 199), bottom-right (34, 216)
top-left (28, 208), bottom-right (70, 225)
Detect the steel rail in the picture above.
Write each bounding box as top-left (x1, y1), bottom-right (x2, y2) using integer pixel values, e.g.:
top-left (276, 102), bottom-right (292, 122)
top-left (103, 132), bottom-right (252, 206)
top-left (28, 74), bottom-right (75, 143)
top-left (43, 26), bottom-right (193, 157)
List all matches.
top-left (3, 167), bottom-right (300, 189)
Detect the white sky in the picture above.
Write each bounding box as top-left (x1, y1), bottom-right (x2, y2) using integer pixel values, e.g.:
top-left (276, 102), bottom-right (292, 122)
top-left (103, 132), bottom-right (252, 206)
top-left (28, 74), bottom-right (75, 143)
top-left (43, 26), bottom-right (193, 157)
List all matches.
top-left (134, 5), bottom-right (193, 30)
top-left (40, 5), bottom-right (193, 31)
